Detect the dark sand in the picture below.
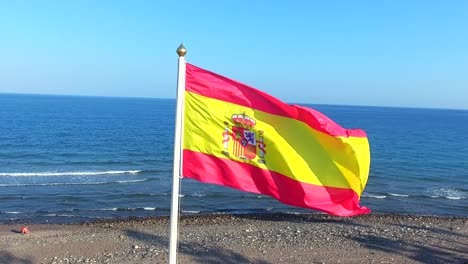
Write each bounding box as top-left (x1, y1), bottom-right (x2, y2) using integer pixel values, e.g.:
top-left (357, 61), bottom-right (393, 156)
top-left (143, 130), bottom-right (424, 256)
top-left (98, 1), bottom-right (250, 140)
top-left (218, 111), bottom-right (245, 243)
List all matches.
top-left (1, 213), bottom-right (467, 264)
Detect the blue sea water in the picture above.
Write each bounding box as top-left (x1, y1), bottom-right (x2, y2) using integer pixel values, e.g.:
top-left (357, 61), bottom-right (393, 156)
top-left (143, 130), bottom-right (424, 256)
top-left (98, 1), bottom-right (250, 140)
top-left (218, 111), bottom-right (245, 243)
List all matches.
top-left (0, 93), bottom-right (467, 223)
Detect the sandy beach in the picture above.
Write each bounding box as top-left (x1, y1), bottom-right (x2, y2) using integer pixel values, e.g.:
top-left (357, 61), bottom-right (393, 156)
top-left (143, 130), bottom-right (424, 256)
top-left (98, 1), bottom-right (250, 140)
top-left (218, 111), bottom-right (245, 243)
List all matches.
top-left (0, 213), bottom-right (467, 264)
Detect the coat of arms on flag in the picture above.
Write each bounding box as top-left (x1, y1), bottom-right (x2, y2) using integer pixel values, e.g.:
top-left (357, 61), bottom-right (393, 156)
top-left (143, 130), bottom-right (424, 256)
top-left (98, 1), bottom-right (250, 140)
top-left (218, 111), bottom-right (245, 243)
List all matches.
top-left (222, 113), bottom-right (266, 164)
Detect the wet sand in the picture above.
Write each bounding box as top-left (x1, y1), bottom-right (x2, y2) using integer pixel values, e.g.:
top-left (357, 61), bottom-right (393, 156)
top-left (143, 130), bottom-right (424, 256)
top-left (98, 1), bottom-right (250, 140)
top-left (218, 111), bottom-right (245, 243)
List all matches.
top-left (1, 213), bottom-right (467, 264)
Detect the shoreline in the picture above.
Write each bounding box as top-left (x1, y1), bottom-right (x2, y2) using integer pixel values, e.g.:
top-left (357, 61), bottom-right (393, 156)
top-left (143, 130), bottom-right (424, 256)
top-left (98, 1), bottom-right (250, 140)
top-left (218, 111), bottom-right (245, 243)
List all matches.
top-left (1, 213), bottom-right (467, 263)
top-left (3, 210), bottom-right (468, 225)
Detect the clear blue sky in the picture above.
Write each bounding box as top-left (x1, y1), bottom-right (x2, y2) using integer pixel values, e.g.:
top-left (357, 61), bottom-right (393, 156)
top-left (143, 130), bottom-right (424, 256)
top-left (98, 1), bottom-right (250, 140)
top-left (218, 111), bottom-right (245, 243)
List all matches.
top-left (1, 1), bottom-right (467, 109)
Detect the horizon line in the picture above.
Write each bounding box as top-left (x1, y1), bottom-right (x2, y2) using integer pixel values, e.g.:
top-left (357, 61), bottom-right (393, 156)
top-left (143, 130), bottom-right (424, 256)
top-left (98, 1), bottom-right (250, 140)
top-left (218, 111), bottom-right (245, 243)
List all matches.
top-left (1, 92), bottom-right (466, 111)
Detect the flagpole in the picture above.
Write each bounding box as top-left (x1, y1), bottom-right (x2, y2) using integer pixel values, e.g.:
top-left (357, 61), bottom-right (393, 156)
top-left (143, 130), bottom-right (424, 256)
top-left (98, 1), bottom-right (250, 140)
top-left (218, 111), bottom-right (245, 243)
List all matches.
top-left (169, 44), bottom-right (187, 264)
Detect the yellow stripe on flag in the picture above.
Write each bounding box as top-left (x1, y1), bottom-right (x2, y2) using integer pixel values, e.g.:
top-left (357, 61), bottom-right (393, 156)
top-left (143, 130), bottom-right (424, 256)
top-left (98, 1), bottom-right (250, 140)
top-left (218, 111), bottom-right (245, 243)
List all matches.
top-left (184, 91), bottom-right (370, 196)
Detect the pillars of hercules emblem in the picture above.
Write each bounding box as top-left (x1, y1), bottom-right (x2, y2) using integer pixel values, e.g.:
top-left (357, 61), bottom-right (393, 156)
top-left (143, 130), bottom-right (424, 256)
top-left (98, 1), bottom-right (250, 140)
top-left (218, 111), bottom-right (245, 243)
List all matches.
top-left (258, 130), bottom-right (266, 164)
top-left (222, 121), bottom-right (230, 156)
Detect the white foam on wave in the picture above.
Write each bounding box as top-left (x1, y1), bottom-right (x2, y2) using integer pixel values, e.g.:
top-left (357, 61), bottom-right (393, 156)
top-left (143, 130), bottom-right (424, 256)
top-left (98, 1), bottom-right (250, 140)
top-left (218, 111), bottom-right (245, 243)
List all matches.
top-left (52, 214), bottom-right (77, 217)
top-left (182, 210), bottom-right (201, 214)
top-left (74, 208), bottom-right (117, 211)
top-left (0, 178), bottom-right (148, 187)
top-left (97, 208), bottom-right (118, 211)
top-left (388, 193), bottom-right (410, 197)
top-left (115, 179), bottom-right (148, 184)
top-left (446, 196), bottom-right (462, 200)
top-left (89, 207), bottom-right (156, 212)
top-left (0, 170), bottom-right (142, 177)
top-left (427, 187), bottom-right (466, 200)
top-left (362, 193), bottom-right (387, 199)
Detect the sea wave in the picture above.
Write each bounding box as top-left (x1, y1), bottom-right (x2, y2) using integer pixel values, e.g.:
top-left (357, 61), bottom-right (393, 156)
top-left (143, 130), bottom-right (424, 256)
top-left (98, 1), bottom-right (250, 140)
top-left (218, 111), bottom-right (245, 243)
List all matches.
top-left (182, 210), bottom-right (201, 214)
top-left (363, 189), bottom-right (467, 200)
top-left (0, 178), bottom-right (148, 187)
top-left (85, 207), bottom-right (158, 212)
top-left (426, 187), bottom-right (467, 200)
top-left (0, 170), bottom-right (142, 177)
top-left (362, 193), bottom-right (387, 199)
top-left (1, 207), bottom-right (161, 216)
top-left (388, 193), bottom-right (410, 197)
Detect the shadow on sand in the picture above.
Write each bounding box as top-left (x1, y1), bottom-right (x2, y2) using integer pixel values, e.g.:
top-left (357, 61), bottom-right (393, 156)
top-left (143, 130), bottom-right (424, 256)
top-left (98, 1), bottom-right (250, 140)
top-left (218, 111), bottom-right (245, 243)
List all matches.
top-left (350, 232), bottom-right (467, 263)
top-left (347, 218), bottom-right (468, 263)
top-left (125, 229), bottom-right (270, 264)
top-left (0, 250), bottom-right (33, 264)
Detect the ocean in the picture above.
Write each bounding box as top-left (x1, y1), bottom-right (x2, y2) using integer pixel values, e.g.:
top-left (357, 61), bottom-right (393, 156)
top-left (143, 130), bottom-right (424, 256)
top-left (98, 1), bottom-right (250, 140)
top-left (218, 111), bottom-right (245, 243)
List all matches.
top-left (0, 93), bottom-right (467, 223)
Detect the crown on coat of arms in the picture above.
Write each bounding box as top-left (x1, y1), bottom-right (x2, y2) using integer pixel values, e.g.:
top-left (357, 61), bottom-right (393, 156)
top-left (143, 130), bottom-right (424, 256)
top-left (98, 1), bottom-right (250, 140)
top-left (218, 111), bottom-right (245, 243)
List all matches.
top-left (231, 114), bottom-right (256, 129)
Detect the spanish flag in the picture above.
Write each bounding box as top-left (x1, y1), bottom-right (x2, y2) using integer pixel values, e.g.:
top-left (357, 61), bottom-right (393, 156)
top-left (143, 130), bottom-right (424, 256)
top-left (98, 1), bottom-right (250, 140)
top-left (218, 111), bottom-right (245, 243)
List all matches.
top-left (182, 63), bottom-right (370, 216)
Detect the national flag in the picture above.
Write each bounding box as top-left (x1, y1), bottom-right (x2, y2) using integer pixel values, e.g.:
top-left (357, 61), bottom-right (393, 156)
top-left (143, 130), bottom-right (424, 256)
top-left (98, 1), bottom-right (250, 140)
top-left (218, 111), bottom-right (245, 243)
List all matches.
top-left (182, 63), bottom-right (370, 216)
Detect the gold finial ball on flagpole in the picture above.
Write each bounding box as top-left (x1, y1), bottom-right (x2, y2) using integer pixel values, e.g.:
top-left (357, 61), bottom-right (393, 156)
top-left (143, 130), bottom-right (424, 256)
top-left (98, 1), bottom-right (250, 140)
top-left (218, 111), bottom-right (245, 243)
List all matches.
top-left (177, 44), bottom-right (187, 57)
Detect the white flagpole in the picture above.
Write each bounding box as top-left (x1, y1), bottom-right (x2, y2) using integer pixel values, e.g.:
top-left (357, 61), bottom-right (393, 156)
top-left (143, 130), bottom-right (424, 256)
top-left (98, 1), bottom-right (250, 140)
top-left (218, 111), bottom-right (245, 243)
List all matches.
top-left (169, 44), bottom-right (187, 264)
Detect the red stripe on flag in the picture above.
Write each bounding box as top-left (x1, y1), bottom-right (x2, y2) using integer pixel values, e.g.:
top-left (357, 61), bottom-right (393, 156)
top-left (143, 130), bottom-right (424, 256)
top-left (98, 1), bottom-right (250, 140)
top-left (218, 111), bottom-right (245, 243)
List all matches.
top-left (186, 63), bottom-right (367, 138)
top-left (183, 150), bottom-right (370, 217)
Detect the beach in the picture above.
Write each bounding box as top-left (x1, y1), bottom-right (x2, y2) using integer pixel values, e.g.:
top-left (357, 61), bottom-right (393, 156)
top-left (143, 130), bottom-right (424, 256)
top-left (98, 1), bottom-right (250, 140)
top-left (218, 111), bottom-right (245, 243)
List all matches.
top-left (1, 213), bottom-right (467, 264)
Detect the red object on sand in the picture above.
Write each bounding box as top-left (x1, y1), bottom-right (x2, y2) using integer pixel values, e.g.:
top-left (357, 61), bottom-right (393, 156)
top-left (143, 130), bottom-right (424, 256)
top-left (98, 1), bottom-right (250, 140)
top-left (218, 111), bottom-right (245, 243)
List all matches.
top-left (20, 226), bottom-right (29, 234)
